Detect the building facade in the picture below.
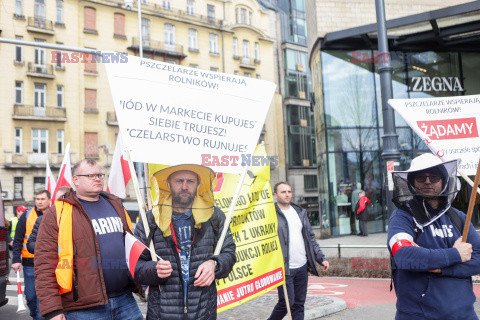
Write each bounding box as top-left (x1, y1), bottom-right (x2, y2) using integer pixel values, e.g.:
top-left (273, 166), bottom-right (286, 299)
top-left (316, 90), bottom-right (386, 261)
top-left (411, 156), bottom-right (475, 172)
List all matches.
top-left (272, 0), bottom-right (318, 224)
top-left (306, 0), bottom-right (479, 236)
top-left (0, 0), bottom-right (284, 217)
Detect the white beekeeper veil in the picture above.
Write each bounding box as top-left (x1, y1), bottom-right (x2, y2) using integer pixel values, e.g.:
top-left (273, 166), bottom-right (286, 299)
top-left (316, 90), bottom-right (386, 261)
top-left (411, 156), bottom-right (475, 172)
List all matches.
top-left (391, 153), bottom-right (460, 228)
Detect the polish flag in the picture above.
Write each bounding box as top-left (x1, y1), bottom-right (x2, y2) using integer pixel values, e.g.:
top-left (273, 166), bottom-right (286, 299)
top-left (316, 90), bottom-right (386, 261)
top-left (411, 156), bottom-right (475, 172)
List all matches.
top-left (45, 159), bottom-right (57, 196)
top-left (125, 233), bottom-right (148, 278)
top-left (52, 143), bottom-right (73, 204)
top-left (107, 135), bottom-right (132, 198)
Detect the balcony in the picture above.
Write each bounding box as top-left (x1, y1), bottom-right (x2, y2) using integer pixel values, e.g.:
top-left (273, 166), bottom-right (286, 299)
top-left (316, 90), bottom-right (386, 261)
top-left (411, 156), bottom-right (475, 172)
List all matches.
top-left (26, 62), bottom-right (55, 79)
top-left (13, 105), bottom-right (67, 122)
top-left (4, 152), bottom-right (77, 169)
top-left (128, 37), bottom-right (186, 60)
top-left (27, 17), bottom-right (54, 35)
top-left (106, 111), bottom-right (118, 126)
top-left (239, 57), bottom-right (256, 70)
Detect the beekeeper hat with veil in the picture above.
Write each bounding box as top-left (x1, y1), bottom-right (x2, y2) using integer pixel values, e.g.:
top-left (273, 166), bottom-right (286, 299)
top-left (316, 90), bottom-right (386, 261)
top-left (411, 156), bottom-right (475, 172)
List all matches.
top-left (391, 153), bottom-right (460, 229)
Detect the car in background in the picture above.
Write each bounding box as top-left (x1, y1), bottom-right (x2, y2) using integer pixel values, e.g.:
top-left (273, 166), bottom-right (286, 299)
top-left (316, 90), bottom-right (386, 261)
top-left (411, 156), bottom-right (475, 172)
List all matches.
top-left (0, 181), bottom-right (9, 307)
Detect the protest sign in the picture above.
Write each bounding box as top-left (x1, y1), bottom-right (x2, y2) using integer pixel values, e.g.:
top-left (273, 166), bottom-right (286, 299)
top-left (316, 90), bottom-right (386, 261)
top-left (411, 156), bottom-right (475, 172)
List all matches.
top-left (148, 144), bottom-right (284, 313)
top-left (105, 55), bottom-right (276, 174)
top-left (389, 95), bottom-right (480, 175)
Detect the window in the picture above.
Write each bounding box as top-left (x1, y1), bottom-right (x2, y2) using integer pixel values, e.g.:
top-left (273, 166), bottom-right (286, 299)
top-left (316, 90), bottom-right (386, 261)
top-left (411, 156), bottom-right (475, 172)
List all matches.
top-left (56, 85), bottom-right (64, 108)
top-left (242, 40), bottom-right (250, 63)
top-left (84, 50), bottom-right (97, 73)
top-left (163, 0), bottom-right (171, 10)
top-left (210, 67), bottom-right (219, 72)
top-left (14, 177), bottom-right (23, 200)
top-left (188, 29), bottom-right (197, 50)
top-left (142, 18), bottom-right (150, 47)
top-left (34, 39), bottom-right (46, 73)
top-left (207, 4), bottom-right (215, 23)
top-left (15, 128), bottom-right (22, 154)
top-left (34, 177), bottom-right (44, 194)
top-left (287, 105), bottom-right (316, 166)
top-left (164, 24), bottom-right (175, 49)
top-left (84, 7), bottom-right (96, 31)
top-left (56, 0), bottom-right (63, 24)
top-left (256, 74), bottom-right (261, 79)
top-left (15, 0), bottom-right (22, 17)
top-left (255, 42), bottom-right (259, 61)
top-left (233, 37), bottom-right (238, 57)
top-left (34, 83), bottom-right (46, 115)
top-left (84, 132), bottom-right (98, 158)
top-left (189, 64), bottom-right (198, 68)
top-left (55, 43), bottom-right (63, 69)
top-left (234, 70), bottom-right (239, 75)
top-left (85, 89), bottom-right (97, 110)
top-left (32, 129), bottom-right (48, 154)
top-left (186, 0), bottom-right (194, 15)
top-left (304, 175), bottom-right (318, 190)
top-left (235, 8), bottom-right (238, 24)
top-left (209, 33), bottom-right (218, 54)
top-left (34, 0), bottom-right (46, 22)
top-left (241, 8), bottom-right (247, 24)
top-left (57, 129), bottom-right (64, 154)
top-left (15, 81), bottom-right (23, 105)
top-left (244, 72), bottom-right (251, 77)
top-left (114, 13), bottom-right (125, 37)
top-left (249, 12), bottom-right (252, 25)
top-left (15, 36), bottom-right (23, 63)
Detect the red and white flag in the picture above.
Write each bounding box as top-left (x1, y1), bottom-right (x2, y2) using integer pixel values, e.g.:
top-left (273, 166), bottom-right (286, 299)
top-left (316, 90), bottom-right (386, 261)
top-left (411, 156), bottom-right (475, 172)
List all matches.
top-left (125, 233), bottom-right (148, 278)
top-left (107, 135), bottom-right (132, 198)
top-left (45, 159), bottom-right (57, 196)
top-left (52, 143), bottom-right (73, 204)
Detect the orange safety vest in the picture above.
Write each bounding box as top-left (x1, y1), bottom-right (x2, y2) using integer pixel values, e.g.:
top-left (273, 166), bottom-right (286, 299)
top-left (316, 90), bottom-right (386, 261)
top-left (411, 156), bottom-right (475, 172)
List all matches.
top-left (21, 209), bottom-right (38, 259)
top-left (54, 201), bottom-right (134, 294)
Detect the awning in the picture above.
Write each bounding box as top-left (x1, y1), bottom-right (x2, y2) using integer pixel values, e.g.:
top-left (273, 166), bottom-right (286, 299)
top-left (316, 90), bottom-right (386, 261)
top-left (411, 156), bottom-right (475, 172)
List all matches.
top-left (321, 1), bottom-right (480, 52)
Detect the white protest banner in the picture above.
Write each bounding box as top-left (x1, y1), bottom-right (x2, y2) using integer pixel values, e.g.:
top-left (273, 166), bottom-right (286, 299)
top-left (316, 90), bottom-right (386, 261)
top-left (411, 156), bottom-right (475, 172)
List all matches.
top-left (388, 95), bottom-right (480, 175)
top-left (104, 54), bottom-right (276, 174)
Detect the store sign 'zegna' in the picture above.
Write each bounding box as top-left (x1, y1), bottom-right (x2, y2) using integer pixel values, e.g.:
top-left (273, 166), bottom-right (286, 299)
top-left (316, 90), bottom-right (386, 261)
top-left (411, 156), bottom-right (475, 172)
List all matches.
top-left (410, 77), bottom-right (464, 92)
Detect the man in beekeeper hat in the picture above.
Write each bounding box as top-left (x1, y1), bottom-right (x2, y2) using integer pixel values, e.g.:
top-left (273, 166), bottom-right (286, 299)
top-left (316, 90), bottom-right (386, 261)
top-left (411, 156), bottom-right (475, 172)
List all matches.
top-left (387, 153), bottom-right (480, 320)
top-left (134, 164), bottom-right (236, 320)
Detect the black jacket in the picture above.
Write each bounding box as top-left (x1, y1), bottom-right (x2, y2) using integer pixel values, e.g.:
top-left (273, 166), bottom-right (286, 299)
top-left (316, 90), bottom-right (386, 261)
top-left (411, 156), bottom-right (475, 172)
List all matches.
top-left (276, 203), bottom-right (325, 276)
top-left (26, 215), bottom-right (43, 254)
top-left (134, 207), bottom-right (236, 320)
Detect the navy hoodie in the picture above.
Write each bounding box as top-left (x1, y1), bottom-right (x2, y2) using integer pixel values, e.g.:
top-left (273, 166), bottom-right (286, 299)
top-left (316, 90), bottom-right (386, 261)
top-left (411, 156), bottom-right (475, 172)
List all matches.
top-left (388, 207), bottom-right (480, 320)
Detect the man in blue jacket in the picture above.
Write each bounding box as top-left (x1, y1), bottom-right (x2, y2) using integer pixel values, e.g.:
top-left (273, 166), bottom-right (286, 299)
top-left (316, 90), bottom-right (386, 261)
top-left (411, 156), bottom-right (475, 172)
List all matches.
top-left (388, 153), bottom-right (480, 320)
top-left (268, 182), bottom-right (329, 320)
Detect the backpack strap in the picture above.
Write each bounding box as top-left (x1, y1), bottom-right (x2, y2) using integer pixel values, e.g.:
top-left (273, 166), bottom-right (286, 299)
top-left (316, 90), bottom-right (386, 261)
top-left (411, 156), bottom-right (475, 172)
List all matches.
top-left (446, 207), bottom-right (464, 235)
top-left (210, 214), bottom-right (221, 247)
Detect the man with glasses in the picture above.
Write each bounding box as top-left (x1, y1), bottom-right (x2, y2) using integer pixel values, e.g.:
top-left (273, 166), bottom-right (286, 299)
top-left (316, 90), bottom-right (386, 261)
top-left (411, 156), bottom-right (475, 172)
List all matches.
top-left (388, 153), bottom-right (480, 320)
top-left (34, 159), bottom-right (142, 320)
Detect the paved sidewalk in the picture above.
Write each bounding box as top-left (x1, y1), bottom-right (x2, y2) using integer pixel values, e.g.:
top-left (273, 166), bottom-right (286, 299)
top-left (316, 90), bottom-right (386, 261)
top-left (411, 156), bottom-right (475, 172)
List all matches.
top-left (317, 232), bottom-right (389, 259)
top-left (218, 290), bottom-right (346, 320)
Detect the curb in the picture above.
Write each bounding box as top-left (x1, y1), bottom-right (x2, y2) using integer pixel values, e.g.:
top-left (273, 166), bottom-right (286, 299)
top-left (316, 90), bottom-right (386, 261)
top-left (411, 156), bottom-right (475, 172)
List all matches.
top-left (306, 296), bottom-right (347, 320)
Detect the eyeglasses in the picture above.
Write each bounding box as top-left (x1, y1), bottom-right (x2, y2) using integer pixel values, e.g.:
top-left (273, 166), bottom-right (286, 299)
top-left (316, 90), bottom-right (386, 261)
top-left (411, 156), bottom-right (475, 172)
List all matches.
top-left (76, 173), bottom-right (105, 180)
top-left (414, 174), bottom-right (441, 183)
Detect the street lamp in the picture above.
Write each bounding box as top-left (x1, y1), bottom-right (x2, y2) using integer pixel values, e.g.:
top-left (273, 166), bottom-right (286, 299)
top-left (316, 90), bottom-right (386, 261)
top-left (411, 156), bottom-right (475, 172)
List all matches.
top-left (125, 0), bottom-right (143, 58)
top-left (125, 0), bottom-right (146, 204)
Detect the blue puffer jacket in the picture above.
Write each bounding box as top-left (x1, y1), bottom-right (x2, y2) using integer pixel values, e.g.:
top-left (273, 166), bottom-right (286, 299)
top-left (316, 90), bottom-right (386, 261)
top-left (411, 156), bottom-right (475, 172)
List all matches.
top-left (388, 207), bottom-right (480, 320)
top-left (134, 207), bottom-right (236, 320)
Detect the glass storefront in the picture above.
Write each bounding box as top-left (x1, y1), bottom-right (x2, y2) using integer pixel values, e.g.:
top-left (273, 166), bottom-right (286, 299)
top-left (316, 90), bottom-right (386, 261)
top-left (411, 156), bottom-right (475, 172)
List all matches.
top-left (317, 49), bottom-right (480, 236)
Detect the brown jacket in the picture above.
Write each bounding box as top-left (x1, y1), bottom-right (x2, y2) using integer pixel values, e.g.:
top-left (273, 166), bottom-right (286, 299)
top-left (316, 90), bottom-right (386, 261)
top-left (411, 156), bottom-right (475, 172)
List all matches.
top-left (34, 190), bottom-right (133, 318)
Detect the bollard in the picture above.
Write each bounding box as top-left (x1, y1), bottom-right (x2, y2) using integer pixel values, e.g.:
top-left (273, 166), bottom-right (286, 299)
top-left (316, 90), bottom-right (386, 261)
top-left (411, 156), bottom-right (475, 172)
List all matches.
top-left (338, 243), bottom-right (341, 258)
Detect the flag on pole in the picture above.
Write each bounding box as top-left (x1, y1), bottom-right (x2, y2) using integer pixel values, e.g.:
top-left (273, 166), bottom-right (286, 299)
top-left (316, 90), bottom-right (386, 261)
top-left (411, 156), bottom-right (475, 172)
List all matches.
top-left (107, 135), bottom-right (132, 198)
top-left (45, 159), bottom-right (57, 196)
top-left (52, 143), bottom-right (73, 204)
top-left (125, 233), bottom-right (148, 278)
